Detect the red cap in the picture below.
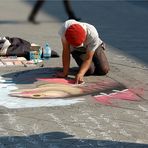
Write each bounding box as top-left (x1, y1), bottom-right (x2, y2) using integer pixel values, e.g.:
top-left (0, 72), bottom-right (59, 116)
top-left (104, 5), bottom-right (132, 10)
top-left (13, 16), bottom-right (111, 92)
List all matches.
top-left (65, 24), bottom-right (86, 47)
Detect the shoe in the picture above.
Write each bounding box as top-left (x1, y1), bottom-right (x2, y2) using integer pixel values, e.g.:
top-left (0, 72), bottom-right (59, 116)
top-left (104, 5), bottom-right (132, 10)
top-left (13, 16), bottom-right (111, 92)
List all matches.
top-left (28, 17), bottom-right (40, 24)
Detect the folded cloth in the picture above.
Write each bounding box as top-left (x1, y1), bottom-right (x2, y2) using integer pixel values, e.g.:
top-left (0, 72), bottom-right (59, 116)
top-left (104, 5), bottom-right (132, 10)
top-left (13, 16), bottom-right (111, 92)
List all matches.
top-left (0, 37), bottom-right (11, 55)
top-left (5, 37), bottom-right (31, 56)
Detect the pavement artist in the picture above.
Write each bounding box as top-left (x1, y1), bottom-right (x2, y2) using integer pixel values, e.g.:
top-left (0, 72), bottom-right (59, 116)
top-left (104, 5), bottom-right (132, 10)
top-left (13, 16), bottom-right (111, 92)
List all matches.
top-left (57, 19), bottom-right (110, 84)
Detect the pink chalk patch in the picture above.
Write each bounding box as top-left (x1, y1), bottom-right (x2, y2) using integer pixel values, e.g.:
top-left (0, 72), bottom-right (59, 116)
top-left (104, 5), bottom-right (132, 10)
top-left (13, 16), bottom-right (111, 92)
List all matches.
top-left (37, 78), bottom-right (75, 84)
top-left (95, 96), bottom-right (112, 105)
top-left (13, 61), bottom-right (23, 65)
top-left (94, 89), bottom-right (140, 105)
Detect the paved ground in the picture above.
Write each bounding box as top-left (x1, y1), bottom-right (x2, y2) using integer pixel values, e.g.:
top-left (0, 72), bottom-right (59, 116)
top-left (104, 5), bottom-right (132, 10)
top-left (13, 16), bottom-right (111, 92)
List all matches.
top-left (0, 0), bottom-right (148, 147)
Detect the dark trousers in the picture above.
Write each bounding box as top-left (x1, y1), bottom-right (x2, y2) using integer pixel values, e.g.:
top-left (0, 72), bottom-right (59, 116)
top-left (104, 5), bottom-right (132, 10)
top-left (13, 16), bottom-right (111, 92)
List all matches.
top-left (71, 44), bottom-right (110, 75)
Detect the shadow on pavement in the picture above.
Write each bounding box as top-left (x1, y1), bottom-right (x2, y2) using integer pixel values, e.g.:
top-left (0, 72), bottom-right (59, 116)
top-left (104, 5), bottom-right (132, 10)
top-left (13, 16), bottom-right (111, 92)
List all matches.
top-left (0, 131), bottom-right (148, 148)
top-left (1, 67), bottom-right (61, 84)
top-left (1, 67), bottom-right (78, 85)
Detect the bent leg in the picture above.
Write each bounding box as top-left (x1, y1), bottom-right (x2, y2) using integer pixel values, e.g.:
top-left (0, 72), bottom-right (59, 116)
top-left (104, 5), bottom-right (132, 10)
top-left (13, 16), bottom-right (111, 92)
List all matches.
top-left (63, 0), bottom-right (81, 21)
top-left (71, 50), bottom-right (95, 75)
top-left (28, 0), bottom-right (45, 22)
top-left (93, 45), bottom-right (110, 75)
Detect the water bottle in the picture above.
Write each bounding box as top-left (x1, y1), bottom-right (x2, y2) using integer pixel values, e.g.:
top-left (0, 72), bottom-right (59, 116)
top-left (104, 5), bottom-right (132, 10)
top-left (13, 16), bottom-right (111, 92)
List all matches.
top-left (43, 43), bottom-right (51, 60)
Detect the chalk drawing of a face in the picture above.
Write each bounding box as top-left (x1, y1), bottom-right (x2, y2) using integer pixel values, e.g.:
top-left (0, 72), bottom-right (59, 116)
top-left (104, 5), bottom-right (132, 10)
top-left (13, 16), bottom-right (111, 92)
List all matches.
top-left (10, 83), bottom-right (83, 99)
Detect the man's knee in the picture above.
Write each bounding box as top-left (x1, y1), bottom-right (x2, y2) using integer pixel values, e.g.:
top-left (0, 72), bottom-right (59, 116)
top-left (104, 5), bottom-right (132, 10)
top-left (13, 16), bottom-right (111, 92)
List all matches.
top-left (95, 66), bottom-right (110, 75)
top-left (102, 66), bottom-right (110, 75)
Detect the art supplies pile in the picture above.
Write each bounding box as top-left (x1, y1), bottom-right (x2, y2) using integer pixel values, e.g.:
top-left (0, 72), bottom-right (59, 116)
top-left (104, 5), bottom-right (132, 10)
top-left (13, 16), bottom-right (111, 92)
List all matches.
top-left (0, 56), bottom-right (43, 67)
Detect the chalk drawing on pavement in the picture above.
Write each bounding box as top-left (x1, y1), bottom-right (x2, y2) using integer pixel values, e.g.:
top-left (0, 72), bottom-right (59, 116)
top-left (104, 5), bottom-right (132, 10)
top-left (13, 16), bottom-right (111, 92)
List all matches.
top-left (0, 68), bottom-right (143, 108)
top-left (0, 76), bottom-right (85, 109)
top-left (9, 77), bottom-right (126, 99)
top-left (10, 83), bottom-right (83, 99)
top-left (93, 89), bottom-right (141, 106)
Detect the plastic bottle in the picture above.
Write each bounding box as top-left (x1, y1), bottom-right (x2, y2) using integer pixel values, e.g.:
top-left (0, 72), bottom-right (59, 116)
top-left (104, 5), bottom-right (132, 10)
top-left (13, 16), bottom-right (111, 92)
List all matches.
top-left (43, 43), bottom-right (51, 60)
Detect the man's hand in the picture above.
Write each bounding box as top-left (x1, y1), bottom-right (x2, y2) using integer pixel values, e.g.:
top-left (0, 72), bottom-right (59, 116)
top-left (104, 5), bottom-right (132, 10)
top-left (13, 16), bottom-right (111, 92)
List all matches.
top-left (75, 73), bottom-right (84, 84)
top-left (56, 72), bottom-right (67, 78)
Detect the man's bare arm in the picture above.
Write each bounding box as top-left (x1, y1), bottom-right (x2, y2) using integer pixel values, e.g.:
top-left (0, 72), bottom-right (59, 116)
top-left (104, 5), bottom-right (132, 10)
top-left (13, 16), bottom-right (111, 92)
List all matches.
top-left (62, 38), bottom-right (71, 76)
top-left (75, 50), bottom-right (95, 83)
